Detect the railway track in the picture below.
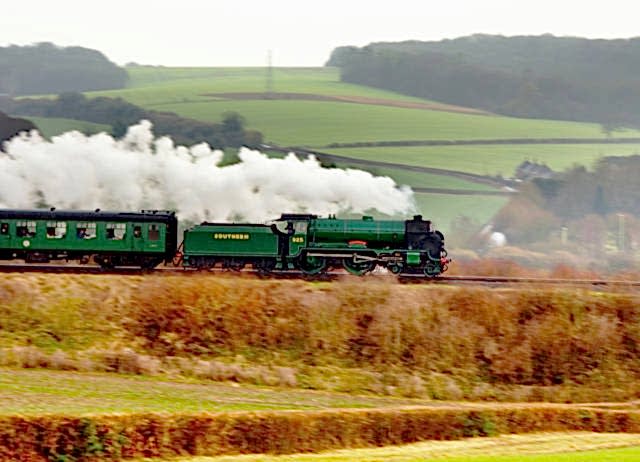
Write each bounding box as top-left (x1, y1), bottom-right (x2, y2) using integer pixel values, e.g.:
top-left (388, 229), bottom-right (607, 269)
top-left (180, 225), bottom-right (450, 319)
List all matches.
top-left (0, 263), bottom-right (638, 288)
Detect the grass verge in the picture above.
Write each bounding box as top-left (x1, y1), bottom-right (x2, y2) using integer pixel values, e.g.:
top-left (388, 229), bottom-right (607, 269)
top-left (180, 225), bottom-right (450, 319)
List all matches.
top-left (160, 433), bottom-right (640, 461)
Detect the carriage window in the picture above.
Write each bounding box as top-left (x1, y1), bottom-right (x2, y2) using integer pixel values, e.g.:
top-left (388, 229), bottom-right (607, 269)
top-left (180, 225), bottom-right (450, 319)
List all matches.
top-left (16, 221), bottom-right (36, 237)
top-left (106, 223), bottom-right (126, 240)
top-left (148, 224), bottom-right (160, 241)
top-left (0, 223), bottom-right (8, 235)
top-left (46, 221), bottom-right (67, 239)
top-left (76, 222), bottom-right (96, 239)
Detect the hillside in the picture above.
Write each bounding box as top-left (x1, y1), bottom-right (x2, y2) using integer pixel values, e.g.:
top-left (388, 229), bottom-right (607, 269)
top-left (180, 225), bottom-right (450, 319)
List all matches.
top-left (6, 66), bottom-right (629, 235)
top-left (0, 43), bottom-right (127, 95)
top-left (327, 35), bottom-right (640, 126)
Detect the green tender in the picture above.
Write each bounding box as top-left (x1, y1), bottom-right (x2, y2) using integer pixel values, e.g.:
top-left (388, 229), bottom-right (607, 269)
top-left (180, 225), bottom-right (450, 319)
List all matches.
top-left (183, 224), bottom-right (279, 261)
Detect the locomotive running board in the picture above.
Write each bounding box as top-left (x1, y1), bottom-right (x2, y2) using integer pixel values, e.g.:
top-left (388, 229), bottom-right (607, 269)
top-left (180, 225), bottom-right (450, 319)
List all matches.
top-left (306, 252), bottom-right (378, 262)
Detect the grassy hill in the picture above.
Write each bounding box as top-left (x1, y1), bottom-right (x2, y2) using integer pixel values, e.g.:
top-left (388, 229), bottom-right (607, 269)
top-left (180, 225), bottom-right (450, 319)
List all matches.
top-left (24, 116), bottom-right (110, 139)
top-left (93, 67), bottom-right (640, 147)
top-left (326, 143), bottom-right (640, 177)
top-left (26, 66), bottom-right (640, 233)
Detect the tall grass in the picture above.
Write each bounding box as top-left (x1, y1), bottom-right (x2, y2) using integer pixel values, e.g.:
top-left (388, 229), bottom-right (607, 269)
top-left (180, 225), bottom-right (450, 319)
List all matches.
top-left (1, 273), bottom-right (639, 401)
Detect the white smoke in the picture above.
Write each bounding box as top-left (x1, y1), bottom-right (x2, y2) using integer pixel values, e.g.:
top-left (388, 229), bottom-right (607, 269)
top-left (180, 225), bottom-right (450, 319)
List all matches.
top-left (0, 121), bottom-right (416, 222)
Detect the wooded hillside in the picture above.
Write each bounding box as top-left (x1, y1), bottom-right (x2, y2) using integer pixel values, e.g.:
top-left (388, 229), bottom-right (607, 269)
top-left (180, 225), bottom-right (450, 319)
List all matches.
top-left (0, 42), bottom-right (127, 95)
top-left (327, 35), bottom-right (640, 126)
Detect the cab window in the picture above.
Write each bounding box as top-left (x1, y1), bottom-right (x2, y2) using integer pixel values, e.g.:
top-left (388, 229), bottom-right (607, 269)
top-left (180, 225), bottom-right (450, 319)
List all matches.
top-left (16, 221), bottom-right (36, 237)
top-left (0, 223), bottom-right (8, 235)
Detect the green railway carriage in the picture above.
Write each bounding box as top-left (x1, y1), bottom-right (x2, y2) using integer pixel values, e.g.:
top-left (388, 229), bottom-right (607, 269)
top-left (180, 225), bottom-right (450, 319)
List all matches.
top-left (0, 209), bottom-right (178, 268)
top-left (182, 213), bottom-right (449, 277)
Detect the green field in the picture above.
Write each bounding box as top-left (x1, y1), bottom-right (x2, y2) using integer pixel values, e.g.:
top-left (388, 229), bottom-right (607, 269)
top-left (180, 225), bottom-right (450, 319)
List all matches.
top-left (329, 162), bottom-right (498, 191)
top-left (0, 368), bottom-right (437, 415)
top-left (326, 143), bottom-right (640, 177)
top-left (109, 67), bottom-right (450, 104)
top-left (90, 66), bottom-right (640, 148)
top-left (413, 193), bottom-right (508, 231)
top-left (18, 116), bottom-right (110, 139)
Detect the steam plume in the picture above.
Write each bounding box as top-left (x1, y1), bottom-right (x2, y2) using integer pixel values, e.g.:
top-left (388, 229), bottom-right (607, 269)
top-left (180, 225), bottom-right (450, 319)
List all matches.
top-left (0, 121), bottom-right (415, 222)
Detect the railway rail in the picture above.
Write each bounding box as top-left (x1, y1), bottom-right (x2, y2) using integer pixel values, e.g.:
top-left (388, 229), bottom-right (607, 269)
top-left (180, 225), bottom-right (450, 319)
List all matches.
top-left (0, 263), bottom-right (638, 289)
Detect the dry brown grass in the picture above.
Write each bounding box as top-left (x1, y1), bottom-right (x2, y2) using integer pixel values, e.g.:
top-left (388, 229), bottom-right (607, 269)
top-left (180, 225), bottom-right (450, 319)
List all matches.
top-left (1, 273), bottom-right (640, 401)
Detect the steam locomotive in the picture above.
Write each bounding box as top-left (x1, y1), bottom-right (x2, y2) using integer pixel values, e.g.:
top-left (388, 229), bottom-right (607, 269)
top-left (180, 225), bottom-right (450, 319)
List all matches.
top-left (0, 209), bottom-right (449, 277)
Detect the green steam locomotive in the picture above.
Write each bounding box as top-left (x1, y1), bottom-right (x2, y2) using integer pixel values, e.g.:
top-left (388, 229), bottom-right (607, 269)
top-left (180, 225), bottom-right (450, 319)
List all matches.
top-left (0, 209), bottom-right (449, 277)
top-left (183, 213), bottom-right (449, 276)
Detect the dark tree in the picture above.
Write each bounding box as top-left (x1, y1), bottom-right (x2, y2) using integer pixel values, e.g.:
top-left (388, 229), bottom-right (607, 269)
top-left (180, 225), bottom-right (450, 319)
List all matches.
top-left (0, 111), bottom-right (37, 151)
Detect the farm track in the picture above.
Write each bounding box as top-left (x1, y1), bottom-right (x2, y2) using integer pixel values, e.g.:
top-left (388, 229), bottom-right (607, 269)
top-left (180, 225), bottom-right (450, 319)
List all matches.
top-left (0, 263), bottom-right (638, 289)
top-left (263, 144), bottom-right (511, 189)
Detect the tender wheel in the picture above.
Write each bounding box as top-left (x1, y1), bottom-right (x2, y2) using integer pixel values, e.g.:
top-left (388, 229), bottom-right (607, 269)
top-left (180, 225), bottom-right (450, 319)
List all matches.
top-left (254, 258), bottom-right (276, 274)
top-left (222, 258), bottom-right (245, 271)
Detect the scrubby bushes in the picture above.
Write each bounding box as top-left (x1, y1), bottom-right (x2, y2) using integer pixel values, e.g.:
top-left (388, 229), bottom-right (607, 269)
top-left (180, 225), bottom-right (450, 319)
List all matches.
top-left (1, 274), bottom-right (640, 401)
top-left (127, 277), bottom-right (640, 390)
top-left (2, 406), bottom-right (640, 460)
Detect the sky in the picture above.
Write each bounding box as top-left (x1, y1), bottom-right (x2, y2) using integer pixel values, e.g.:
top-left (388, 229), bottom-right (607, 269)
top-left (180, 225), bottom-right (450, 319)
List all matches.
top-left (2, 0), bottom-right (639, 67)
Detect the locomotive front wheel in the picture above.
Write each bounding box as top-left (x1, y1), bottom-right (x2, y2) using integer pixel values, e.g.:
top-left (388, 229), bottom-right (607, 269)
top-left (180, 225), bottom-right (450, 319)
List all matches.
top-left (423, 262), bottom-right (440, 277)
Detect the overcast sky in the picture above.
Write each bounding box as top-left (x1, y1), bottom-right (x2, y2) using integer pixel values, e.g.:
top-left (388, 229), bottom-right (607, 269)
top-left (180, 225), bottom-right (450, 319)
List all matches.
top-left (2, 0), bottom-right (639, 67)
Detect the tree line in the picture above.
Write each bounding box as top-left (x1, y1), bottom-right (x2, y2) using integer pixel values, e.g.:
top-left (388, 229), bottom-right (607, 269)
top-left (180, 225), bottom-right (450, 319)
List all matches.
top-left (0, 43), bottom-right (128, 96)
top-left (327, 35), bottom-right (640, 127)
top-left (492, 155), bottom-right (640, 248)
top-left (0, 93), bottom-right (263, 149)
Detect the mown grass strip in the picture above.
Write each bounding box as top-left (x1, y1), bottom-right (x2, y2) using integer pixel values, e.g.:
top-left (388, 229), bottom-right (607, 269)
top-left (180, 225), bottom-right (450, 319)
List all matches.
top-left (165, 432), bottom-right (640, 461)
top-left (0, 369), bottom-right (433, 415)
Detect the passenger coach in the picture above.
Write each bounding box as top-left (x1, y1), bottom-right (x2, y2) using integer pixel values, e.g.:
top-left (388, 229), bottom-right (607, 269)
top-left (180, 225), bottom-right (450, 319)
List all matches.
top-left (0, 209), bottom-right (177, 268)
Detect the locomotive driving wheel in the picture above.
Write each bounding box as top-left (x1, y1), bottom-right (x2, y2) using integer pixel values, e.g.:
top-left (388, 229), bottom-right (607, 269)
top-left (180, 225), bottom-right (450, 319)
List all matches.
top-left (298, 254), bottom-right (327, 275)
top-left (342, 257), bottom-right (375, 276)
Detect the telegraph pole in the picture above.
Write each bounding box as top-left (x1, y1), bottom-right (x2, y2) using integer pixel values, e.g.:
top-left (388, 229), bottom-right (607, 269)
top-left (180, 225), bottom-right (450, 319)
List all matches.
top-left (265, 50), bottom-right (274, 99)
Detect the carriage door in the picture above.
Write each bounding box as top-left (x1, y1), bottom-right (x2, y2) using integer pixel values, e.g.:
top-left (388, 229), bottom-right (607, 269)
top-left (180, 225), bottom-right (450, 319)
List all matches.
top-left (132, 223), bottom-right (145, 253)
top-left (0, 222), bottom-right (10, 246)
